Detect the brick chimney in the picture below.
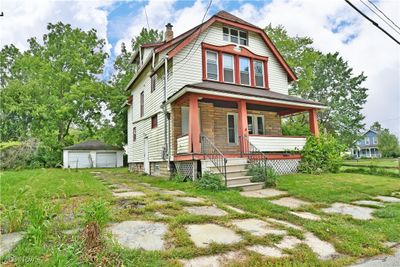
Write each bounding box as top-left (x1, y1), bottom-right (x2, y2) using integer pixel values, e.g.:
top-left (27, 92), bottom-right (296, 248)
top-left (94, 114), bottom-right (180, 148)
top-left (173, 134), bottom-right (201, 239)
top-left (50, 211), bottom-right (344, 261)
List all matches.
top-left (165, 23), bottom-right (173, 42)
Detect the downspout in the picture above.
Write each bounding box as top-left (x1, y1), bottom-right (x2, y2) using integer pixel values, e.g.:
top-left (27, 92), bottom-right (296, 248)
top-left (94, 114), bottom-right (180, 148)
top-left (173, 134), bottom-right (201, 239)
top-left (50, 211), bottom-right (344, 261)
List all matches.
top-left (163, 56), bottom-right (170, 170)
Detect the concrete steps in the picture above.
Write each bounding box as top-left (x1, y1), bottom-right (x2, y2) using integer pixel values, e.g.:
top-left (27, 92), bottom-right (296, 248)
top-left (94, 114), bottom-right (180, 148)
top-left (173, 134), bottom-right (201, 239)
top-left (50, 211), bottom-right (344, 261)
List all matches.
top-left (201, 158), bottom-right (264, 191)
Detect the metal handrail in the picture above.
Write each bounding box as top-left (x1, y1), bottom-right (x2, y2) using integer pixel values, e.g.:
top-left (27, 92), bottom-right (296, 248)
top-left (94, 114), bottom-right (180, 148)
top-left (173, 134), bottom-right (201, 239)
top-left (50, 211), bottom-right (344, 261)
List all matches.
top-left (200, 134), bottom-right (228, 186)
top-left (239, 135), bottom-right (268, 171)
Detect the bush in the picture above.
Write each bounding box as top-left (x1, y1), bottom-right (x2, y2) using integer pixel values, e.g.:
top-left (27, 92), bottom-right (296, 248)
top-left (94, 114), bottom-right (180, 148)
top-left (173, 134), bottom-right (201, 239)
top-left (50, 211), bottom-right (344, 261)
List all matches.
top-left (170, 172), bottom-right (187, 182)
top-left (248, 164), bottom-right (277, 187)
top-left (0, 139), bottom-right (38, 170)
top-left (80, 200), bottom-right (110, 228)
top-left (195, 172), bottom-right (226, 191)
top-left (299, 135), bottom-right (345, 174)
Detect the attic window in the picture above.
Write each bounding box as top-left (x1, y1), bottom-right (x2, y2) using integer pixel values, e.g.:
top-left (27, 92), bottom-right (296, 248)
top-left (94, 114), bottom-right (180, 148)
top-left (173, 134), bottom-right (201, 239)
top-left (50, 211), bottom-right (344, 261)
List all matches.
top-left (223, 26), bottom-right (248, 46)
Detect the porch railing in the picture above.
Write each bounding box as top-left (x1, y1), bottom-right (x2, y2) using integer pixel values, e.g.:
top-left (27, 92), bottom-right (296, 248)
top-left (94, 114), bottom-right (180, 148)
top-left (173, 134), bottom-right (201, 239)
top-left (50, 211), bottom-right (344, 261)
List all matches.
top-left (200, 134), bottom-right (227, 186)
top-left (239, 135), bottom-right (268, 171)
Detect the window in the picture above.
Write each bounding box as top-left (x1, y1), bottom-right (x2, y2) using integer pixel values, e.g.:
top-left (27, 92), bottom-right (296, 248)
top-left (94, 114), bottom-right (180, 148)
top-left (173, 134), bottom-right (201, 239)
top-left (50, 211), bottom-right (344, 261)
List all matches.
top-left (247, 115), bottom-right (264, 135)
top-left (181, 107), bottom-right (189, 135)
top-left (150, 75), bottom-right (156, 92)
top-left (222, 27), bottom-right (248, 45)
top-left (140, 91), bottom-right (144, 117)
top-left (222, 54), bottom-right (234, 83)
top-left (364, 137), bottom-right (370, 145)
top-left (373, 137), bottom-right (378, 144)
top-left (254, 60), bottom-right (264, 87)
top-left (239, 57), bottom-right (250, 85)
top-left (133, 127), bottom-right (136, 142)
top-left (227, 114), bottom-right (238, 144)
top-left (151, 114), bottom-right (158, 129)
top-left (206, 50), bottom-right (218, 80)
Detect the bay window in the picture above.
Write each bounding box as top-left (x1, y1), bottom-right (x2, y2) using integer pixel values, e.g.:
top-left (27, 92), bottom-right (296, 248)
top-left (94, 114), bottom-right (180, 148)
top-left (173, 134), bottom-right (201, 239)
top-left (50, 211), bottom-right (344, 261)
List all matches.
top-left (239, 57), bottom-right (250, 85)
top-left (223, 54), bottom-right (234, 83)
top-left (206, 50), bottom-right (218, 80)
top-left (254, 60), bottom-right (264, 87)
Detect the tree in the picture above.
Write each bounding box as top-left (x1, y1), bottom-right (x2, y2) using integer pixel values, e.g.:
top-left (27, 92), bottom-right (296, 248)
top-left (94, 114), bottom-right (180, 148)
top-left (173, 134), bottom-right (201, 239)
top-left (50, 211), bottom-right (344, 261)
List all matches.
top-left (265, 26), bottom-right (368, 145)
top-left (370, 121), bottom-right (382, 132)
top-left (378, 129), bottom-right (400, 157)
top-left (0, 22), bottom-right (108, 164)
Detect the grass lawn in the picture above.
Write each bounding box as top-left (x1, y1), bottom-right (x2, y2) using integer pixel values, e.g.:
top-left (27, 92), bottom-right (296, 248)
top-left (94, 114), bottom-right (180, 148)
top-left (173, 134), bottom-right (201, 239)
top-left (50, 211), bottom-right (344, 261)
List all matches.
top-left (344, 158), bottom-right (399, 168)
top-left (1, 168), bottom-right (400, 266)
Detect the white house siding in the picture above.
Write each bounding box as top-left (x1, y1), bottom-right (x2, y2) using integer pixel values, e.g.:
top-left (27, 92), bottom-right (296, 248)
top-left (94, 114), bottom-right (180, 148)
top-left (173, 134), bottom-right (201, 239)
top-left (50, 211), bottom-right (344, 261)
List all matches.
top-left (171, 22), bottom-right (289, 96)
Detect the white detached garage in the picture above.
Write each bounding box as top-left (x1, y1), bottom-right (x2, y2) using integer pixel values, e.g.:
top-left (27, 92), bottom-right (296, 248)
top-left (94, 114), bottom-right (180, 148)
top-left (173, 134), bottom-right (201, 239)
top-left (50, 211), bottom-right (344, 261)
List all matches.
top-left (63, 140), bottom-right (124, 168)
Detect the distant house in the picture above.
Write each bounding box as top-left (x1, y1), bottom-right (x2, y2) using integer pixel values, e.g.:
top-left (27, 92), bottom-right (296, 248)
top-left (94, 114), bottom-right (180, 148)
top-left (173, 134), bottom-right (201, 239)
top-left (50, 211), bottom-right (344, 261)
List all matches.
top-left (351, 130), bottom-right (381, 158)
top-left (63, 140), bottom-right (124, 168)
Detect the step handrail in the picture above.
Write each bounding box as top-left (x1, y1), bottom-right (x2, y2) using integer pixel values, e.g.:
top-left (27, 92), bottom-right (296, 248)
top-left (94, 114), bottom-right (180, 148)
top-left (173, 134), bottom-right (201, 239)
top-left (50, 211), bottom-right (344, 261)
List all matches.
top-left (239, 135), bottom-right (268, 172)
top-left (200, 134), bottom-right (228, 186)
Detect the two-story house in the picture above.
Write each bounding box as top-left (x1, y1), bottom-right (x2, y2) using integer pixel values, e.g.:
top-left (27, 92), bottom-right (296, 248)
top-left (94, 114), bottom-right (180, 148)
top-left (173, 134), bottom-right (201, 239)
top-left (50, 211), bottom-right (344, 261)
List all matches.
top-left (125, 11), bottom-right (325, 190)
top-left (351, 130), bottom-right (381, 158)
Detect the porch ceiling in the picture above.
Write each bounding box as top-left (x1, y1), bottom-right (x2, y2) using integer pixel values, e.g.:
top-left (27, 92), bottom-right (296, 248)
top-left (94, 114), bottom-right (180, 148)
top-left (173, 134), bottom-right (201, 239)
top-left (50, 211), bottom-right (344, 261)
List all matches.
top-left (200, 99), bottom-right (293, 112)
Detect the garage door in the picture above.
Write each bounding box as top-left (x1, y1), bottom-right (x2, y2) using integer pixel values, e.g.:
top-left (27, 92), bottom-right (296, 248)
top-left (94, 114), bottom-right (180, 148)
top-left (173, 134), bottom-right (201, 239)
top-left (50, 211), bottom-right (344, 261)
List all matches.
top-left (96, 152), bottom-right (117, 168)
top-left (68, 152), bottom-right (92, 168)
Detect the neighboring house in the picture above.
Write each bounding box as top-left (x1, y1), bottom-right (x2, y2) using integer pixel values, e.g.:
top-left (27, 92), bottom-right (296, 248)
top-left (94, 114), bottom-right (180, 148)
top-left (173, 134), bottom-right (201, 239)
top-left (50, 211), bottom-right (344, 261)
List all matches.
top-left (351, 130), bottom-right (381, 159)
top-left (124, 11), bottom-right (325, 188)
top-left (63, 140), bottom-right (124, 168)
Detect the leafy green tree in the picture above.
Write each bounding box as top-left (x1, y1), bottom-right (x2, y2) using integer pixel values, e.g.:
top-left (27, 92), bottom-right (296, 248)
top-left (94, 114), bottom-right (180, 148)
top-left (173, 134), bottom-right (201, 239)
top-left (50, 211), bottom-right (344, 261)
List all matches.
top-left (378, 129), bottom-right (400, 157)
top-left (370, 121), bottom-right (383, 132)
top-left (131, 28), bottom-right (163, 51)
top-left (265, 26), bottom-right (368, 145)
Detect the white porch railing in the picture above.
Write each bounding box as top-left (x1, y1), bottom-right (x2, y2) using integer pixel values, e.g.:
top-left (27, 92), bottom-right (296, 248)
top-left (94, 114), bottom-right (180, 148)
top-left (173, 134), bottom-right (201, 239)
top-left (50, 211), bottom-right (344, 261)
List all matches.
top-left (249, 135), bottom-right (306, 152)
top-left (177, 135), bottom-right (190, 154)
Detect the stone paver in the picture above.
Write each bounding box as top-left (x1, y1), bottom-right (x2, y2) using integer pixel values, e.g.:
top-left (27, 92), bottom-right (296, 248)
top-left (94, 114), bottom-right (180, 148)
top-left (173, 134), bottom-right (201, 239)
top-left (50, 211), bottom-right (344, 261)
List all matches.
top-left (153, 200), bottom-right (170, 205)
top-left (290, 211), bottom-right (321, 221)
top-left (276, 235), bottom-right (303, 250)
top-left (0, 232), bottom-right (24, 257)
top-left (161, 190), bottom-right (186, 196)
top-left (154, 212), bottom-right (170, 218)
top-left (112, 191), bottom-right (146, 198)
top-left (271, 197), bottom-right (311, 209)
top-left (304, 232), bottom-right (337, 260)
top-left (184, 206), bottom-right (228, 217)
top-left (266, 218), bottom-right (303, 231)
top-left (175, 196), bottom-right (204, 204)
top-left (225, 205), bottom-right (246, 214)
top-left (350, 246), bottom-right (400, 267)
top-left (138, 182), bottom-right (151, 187)
top-left (240, 188), bottom-right (288, 198)
top-left (246, 245), bottom-right (285, 257)
top-left (62, 228), bottom-right (81, 235)
top-left (107, 221), bottom-right (167, 251)
top-left (180, 251), bottom-right (245, 267)
top-left (185, 224), bottom-right (242, 248)
top-left (231, 218), bottom-right (287, 236)
top-left (373, 196), bottom-right (400, 203)
top-left (322, 203), bottom-right (374, 220)
top-left (353, 200), bottom-right (385, 208)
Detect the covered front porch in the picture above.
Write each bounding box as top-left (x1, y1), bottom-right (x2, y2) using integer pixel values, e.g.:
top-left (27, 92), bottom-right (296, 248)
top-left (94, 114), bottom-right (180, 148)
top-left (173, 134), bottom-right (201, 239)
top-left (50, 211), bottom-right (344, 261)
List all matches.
top-left (171, 90), bottom-right (321, 161)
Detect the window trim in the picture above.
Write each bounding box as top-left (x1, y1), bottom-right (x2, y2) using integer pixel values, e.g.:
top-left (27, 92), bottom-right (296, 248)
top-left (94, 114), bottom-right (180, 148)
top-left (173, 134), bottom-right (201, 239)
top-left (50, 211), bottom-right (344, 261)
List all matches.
top-left (373, 137), bottom-right (378, 144)
top-left (151, 114), bottom-right (158, 129)
top-left (222, 26), bottom-right (248, 46)
top-left (364, 137), bottom-right (370, 145)
top-left (247, 114), bottom-right (264, 135)
top-left (140, 91), bottom-right (144, 117)
top-left (150, 74), bottom-right (156, 92)
top-left (205, 50), bottom-right (219, 81)
top-left (254, 60), bottom-right (264, 88)
top-left (133, 127), bottom-right (136, 142)
top-left (227, 113), bottom-right (238, 145)
top-left (239, 57), bottom-right (250, 85)
top-left (222, 53), bottom-right (235, 83)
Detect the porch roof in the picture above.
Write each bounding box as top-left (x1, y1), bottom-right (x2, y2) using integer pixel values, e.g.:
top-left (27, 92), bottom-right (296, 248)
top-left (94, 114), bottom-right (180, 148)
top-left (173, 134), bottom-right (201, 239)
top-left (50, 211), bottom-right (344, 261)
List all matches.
top-left (170, 81), bottom-right (326, 109)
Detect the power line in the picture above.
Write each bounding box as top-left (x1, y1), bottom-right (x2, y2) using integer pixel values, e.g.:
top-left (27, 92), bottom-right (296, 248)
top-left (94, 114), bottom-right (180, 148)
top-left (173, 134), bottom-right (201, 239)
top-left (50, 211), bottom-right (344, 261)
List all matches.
top-left (359, 0), bottom-right (400, 36)
top-left (367, 0), bottom-right (400, 31)
top-left (345, 0), bottom-right (400, 45)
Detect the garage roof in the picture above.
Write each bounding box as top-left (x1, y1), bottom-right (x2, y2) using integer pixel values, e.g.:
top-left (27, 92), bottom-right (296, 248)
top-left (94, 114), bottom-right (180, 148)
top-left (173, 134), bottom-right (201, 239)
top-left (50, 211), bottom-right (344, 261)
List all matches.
top-left (64, 140), bottom-right (123, 151)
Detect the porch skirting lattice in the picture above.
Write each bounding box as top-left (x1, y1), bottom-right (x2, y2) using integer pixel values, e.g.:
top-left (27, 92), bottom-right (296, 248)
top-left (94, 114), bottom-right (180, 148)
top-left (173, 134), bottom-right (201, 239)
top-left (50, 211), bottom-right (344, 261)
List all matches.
top-left (266, 159), bottom-right (300, 175)
top-left (173, 160), bottom-right (198, 180)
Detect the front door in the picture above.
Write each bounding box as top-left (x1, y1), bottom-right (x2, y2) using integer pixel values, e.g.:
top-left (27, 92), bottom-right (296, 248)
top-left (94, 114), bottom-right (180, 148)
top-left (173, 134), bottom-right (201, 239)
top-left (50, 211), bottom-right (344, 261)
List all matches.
top-left (144, 137), bottom-right (150, 174)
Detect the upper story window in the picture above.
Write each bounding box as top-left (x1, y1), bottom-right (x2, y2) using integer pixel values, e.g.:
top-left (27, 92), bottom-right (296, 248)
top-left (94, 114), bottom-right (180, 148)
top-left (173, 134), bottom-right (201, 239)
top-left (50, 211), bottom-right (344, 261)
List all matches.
top-left (373, 137), bottom-right (378, 144)
top-left (364, 137), bottom-right (370, 145)
top-left (133, 127), bottom-right (136, 142)
top-left (140, 91), bottom-right (144, 117)
top-left (151, 114), bottom-right (158, 129)
top-left (239, 57), bottom-right (250, 85)
top-left (222, 54), bottom-right (234, 83)
top-left (254, 60), bottom-right (264, 87)
top-left (223, 27), bottom-right (248, 45)
top-left (206, 50), bottom-right (218, 80)
top-left (150, 75), bottom-right (156, 92)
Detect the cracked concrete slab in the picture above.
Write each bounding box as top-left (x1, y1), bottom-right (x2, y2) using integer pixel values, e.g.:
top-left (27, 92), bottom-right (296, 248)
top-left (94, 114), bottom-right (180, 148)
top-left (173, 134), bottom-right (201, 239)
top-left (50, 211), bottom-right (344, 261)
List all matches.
top-left (271, 197), bottom-right (312, 209)
top-left (304, 232), bottom-right (337, 260)
top-left (240, 188), bottom-right (288, 198)
top-left (0, 232), bottom-right (24, 257)
top-left (175, 196), bottom-right (205, 204)
top-left (373, 196), bottom-right (400, 203)
top-left (353, 200), bottom-right (385, 208)
top-left (350, 246), bottom-right (400, 267)
top-left (185, 224), bottom-right (242, 248)
top-left (322, 203), bottom-right (374, 220)
top-left (112, 191), bottom-right (146, 198)
top-left (184, 206), bottom-right (228, 217)
top-left (160, 190), bottom-right (186, 196)
top-left (290, 211), bottom-right (321, 221)
top-left (276, 235), bottom-right (303, 250)
top-left (107, 221), bottom-right (167, 251)
top-left (231, 218), bottom-right (287, 236)
top-left (265, 218), bottom-right (303, 231)
top-left (180, 251), bottom-right (246, 267)
top-left (246, 245), bottom-right (285, 257)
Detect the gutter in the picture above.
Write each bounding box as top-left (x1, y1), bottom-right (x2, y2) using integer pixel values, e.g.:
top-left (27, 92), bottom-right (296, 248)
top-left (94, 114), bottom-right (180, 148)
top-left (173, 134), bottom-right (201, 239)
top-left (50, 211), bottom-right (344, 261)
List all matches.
top-left (163, 56), bottom-right (170, 170)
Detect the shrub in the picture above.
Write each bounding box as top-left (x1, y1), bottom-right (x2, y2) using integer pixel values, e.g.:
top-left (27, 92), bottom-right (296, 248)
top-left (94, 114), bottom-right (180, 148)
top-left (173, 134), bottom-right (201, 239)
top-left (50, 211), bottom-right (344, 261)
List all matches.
top-left (170, 172), bottom-right (187, 182)
top-left (0, 139), bottom-right (38, 170)
top-left (299, 135), bottom-right (345, 174)
top-left (248, 164), bottom-right (277, 187)
top-left (195, 172), bottom-right (226, 191)
top-left (80, 200), bottom-right (110, 228)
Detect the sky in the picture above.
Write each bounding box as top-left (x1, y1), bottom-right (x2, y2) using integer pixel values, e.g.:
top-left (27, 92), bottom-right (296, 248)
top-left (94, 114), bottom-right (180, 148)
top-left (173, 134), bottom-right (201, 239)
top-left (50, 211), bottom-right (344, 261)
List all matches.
top-left (1, 0), bottom-right (399, 137)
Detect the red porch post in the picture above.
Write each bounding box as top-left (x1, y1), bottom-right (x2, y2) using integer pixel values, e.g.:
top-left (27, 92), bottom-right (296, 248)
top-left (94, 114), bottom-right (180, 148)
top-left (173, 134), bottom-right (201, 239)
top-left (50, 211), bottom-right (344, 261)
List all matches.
top-left (309, 109), bottom-right (320, 136)
top-left (188, 94), bottom-right (201, 153)
top-left (238, 100), bottom-right (249, 154)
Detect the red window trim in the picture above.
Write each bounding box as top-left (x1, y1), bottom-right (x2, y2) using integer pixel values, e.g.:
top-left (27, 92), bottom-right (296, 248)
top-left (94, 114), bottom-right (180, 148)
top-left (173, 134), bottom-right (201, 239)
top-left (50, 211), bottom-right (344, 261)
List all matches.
top-left (151, 114), bottom-right (158, 129)
top-left (202, 43), bottom-right (269, 89)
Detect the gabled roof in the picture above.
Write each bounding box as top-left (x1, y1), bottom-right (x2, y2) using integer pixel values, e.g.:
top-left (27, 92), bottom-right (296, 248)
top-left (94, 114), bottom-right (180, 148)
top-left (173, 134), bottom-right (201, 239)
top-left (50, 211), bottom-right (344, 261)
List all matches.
top-left (64, 140), bottom-right (123, 151)
top-left (215, 10), bottom-right (258, 28)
